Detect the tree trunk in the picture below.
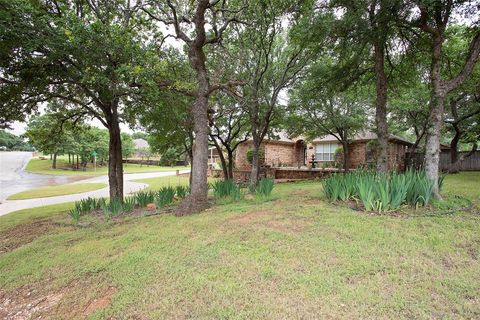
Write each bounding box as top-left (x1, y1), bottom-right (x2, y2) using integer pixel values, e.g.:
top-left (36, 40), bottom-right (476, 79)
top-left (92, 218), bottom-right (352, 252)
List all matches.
top-left (52, 153), bottom-right (57, 169)
top-left (178, 94), bottom-right (209, 213)
top-left (107, 109), bottom-right (124, 201)
top-left (227, 150), bottom-right (234, 180)
top-left (342, 140), bottom-right (349, 172)
top-left (451, 142), bottom-right (477, 173)
top-left (174, 1), bottom-right (212, 215)
top-left (188, 153), bottom-right (193, 192)
top-left (425, 34), bottom-right (445, 199)
top-left (449, 125), bottom-right (461, 173)
top-left (211, 137), bottom-right (228, 180)
top-left (250, 138), bottom-right (261, 186)
top-left (374, 41), bottom-right (389, 173)
top-left (68, 153), bottom-right (71, 164)
top-left (425, 93), bottom-right (445, 198)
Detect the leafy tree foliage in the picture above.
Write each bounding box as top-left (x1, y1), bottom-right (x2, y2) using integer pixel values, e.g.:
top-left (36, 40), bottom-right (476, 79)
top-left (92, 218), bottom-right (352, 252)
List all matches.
top-left (408, 0), bottom-right (480, 197)
top-left (0, 0), bottom-right (163, 201)
top-left (0, 130), bottom-right (33, 151)
top-left (288, 78), bottom-right (368, 171)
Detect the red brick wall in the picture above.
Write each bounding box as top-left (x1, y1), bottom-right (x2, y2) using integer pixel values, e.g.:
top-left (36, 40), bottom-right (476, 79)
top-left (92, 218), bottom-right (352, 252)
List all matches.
top-left (236, 140), bottom-right (408, 171)
top-left (235, 142), bottom-right (253, 170)
top-left (264, 142), bottom-right (296, 167)
top-left (235, 141), bottom-right (296, 169)
top-left (306, 141), bottom-right (408, 171)
top-left (347, 142), bottom-right (367, 169)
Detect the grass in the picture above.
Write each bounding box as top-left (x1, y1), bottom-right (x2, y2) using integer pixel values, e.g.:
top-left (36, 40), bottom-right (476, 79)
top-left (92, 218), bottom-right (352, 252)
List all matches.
top-left (26, 156), bottom-right (190, 176)
top-left (7, 183), bottom-right (107, 200)
top-left (443, 171), bottom-right (480, 201)
top-left (0, 173), bottom-right (479, 319)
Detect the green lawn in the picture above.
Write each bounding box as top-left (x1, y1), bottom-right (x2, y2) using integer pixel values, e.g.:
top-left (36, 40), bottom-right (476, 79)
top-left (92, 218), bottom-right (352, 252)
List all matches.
top-left (0, 173), bottom-right (479, 319)
top-left (443, 171), bottom-right (480, 201)
top-left (26, 156), bottom-right (190, 176)
top-left (7, 183), bottom-right (107, 200)
top-left (133, 175), bottom-right (216, 191)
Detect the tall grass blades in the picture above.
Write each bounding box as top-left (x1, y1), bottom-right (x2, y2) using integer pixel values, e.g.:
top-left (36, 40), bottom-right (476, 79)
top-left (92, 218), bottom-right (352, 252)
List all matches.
top-left (389, 173), bottom-right (410, 210)
top-left (356, 174), bottom-right (375, 211)
top-left (256, 178), bottom-right (274, 197)
top-left (212, 180), bottom-right (242, 201)
top-left (134, 190), bottom-right (155, 207)
top-left (322, 172), bottom-right (357, 201)
top-left (404, 169), bottom-right (435, 207)
top-left (438, 174), bottom-right (446, 191)
top-left (68, 207), bottom-right (82, 223)
top-left (155, 186), bottom-right (176, 207)
top-left (69, 197), bottom-right (106, 221)
top-left (102, 198), bottom-right (124, 218)
top-left (123, 196), bottom-right (136, 212)
top-left (322, 169), bottom-right (436, 212)
top-left (175, 185), bottom-right (189, 199)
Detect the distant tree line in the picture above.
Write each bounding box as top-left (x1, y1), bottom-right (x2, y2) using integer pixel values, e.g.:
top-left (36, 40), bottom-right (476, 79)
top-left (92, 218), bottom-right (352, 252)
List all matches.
top-left (25, 113), bottom-right (134, 170)
top-left (0, 130), bottom-right (33, 151)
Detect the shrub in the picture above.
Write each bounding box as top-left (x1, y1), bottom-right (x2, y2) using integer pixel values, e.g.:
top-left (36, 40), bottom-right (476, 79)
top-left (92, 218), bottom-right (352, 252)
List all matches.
top-left (69, 197), bottom-right (106, 221)
top-left (255, 177), bottom-right (274, 197)
top-left (135, 190), bottom-right (155, 207)
top-left (155, 186), bottom-right (176, 207)
top-left (175, 185), bottom-right (189, 199)
top-left (123, 196), bottom-right (136, 212)
top-left (322, 169), bottom-right (439, 212)
top-left (212, 180), bottom-right (242, 201)
top-left (321, 172), bottom-right (358, 202)
top-left (68, 207), bottom-right (82, 223)
top-left (102, 198), bottom-right (123, 218)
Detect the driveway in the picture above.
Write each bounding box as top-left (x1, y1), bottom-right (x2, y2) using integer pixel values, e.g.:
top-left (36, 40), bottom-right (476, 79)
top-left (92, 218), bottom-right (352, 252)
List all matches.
top-left (0, 153), bottom-right (189, 216)
top-left (0, 152), bottom-right (89, 203)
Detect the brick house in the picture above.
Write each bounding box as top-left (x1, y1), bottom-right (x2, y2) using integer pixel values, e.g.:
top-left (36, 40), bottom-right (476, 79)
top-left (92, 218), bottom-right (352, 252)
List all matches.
top-left (235, 131), bottom-right (412, 171)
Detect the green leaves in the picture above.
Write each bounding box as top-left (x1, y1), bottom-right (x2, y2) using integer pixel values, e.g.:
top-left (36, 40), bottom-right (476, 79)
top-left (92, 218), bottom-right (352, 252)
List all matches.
top-left (212, 180), bottom-right (242, 201)
top-left (323, 169), bottom-right (438, 212)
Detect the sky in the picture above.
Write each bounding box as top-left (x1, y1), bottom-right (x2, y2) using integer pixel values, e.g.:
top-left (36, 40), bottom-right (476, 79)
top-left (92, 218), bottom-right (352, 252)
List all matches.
top-left (7, 118), bottom-right (135, 136)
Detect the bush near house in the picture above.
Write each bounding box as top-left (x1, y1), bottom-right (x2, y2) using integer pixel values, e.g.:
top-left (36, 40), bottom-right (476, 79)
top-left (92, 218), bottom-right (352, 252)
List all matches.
top-left (322, 169), bottom-right (444, 212)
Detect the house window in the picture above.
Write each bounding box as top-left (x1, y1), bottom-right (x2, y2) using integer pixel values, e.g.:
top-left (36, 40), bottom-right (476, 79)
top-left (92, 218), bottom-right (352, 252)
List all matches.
top-left (315, 143), bottom-right (338, 161)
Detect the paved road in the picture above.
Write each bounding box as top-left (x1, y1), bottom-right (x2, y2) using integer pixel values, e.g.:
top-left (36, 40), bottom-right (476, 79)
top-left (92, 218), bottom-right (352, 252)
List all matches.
top-left (0, 152), bottom-right (89, 203)
top-left (0, 152), bottom-right (189, 216)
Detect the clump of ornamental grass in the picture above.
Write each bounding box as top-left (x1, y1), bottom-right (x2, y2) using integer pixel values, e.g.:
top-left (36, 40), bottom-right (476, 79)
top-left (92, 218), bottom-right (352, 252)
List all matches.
top-left (255, 177), bottom-right (275, 198)
top-left (134, 190), bottom-right (155, 207)
top-left (155, 186), bottom-right (176, 207)
top-left (69, 197), bottom-right (106, 222)
top-left (123, 196), bottom-right (136, 212)
top-left (322, 169), bottom-right (440, 212)
top-left (175, 185), bottom-right (189, 199)
top-left (102, 198), bottom-right (124, 218)
top-left (212, 179), bottom-right (242, 201)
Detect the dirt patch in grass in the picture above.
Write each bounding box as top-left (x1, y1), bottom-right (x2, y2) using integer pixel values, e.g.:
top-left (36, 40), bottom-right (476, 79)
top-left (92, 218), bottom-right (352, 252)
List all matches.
top-left (228, 210), bottom-right (276, 224)
top-left (82, 286), bottom-right (116, 317)
top-left (0, 278), bottom-right (117, 319)
top-left (457, 239), bottom-right (480, 260)
top-left (0, 218), bottom-right (56, 254)
top-left (228, 210), bottom-right (312, 235)
top-left (0, 286), bottom-right (63, 320)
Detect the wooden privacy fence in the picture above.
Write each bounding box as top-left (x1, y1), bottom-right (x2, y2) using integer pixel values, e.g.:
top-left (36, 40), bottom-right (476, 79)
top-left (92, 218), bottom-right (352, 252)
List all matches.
top-left (407, 151), bottom-right (480, 171)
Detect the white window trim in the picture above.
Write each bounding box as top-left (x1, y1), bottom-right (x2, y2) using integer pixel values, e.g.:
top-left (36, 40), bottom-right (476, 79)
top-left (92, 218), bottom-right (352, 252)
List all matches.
top-left (314, 143), bottom-right (339, 161)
